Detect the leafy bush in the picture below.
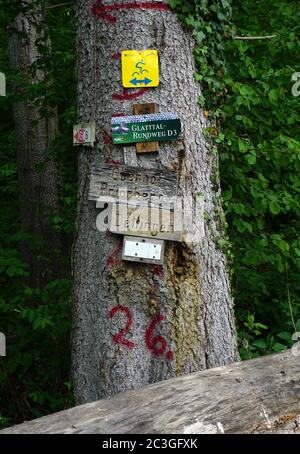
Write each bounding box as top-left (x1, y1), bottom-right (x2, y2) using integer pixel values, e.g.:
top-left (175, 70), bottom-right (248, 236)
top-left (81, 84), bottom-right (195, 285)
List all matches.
top-left (171, 0), bottom-right (300, 358)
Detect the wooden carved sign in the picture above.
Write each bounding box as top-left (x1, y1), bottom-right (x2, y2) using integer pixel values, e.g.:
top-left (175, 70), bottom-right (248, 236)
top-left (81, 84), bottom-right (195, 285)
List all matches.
top-left (109, 204), bottom-right (182, 242)
top-left (88, 164), bottom-right (178, 208)
top-left (111, 112), bottom-right (181, 145)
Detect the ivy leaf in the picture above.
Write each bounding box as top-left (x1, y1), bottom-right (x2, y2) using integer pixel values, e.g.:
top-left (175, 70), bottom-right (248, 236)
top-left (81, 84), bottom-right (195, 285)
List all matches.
top-left (269, 200), bottom-right (281, 215)
top-left (252, 339), bottom-right (267, 349)
top-left (272, 342), bottom-right (287, 352)
top-left (245, 152), bottom-right (256, 165)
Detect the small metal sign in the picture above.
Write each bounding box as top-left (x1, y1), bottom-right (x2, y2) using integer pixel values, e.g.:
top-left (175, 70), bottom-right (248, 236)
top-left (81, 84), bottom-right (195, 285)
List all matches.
top-left (122, 50), bottom-right (159, 88)
top-left (109, 204), bottom-right (182, 242)
top-left (89, 164), bottom-right (178, 208)
top-left (122, 236), bottom-right (165, 265)
top-left (73, 123), bottom-right (96, 147)
top-left (111, 112), bottom-right (181, 145)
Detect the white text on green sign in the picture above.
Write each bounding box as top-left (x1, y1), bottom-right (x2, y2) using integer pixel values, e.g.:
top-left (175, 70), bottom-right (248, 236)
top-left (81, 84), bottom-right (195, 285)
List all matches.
top-left (111, 113), bottom-right (181, 145)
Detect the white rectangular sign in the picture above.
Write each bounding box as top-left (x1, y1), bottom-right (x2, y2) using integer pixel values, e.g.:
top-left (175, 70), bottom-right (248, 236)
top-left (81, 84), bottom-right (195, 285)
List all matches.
top-left (122, 236), bottom-right (165, 265)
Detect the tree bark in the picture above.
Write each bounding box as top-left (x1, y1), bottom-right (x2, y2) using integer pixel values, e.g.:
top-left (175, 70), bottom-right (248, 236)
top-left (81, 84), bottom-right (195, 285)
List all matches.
top-left (2, 348), bottom-right (300, 434)
top-left (72, 0), bottom-right (239, 404)
top-left (8, 0), bottom-right (62, 287)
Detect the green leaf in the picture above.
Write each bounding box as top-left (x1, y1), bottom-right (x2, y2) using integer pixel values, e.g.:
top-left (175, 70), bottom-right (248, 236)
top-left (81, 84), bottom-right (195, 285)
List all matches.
top-left (269, 200), bottom-right (281, 215)
top-left (277, 331), bottom-right (292, 341)
top-left (252, 339), bottom-right (267, 349)
top-left (272, 342), bottom-right (288, 352)
top-left (245, 152), bottom-right (256, 165)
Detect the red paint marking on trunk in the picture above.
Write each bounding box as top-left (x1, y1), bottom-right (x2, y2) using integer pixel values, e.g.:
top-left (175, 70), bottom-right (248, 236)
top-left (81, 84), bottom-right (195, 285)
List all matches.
top-left (103, 129), bottom-right (113, 144)
top-left (113, 88), bottom-right (147, 101)
top-left (92, 1), bottom-right (170, 24)
top-left (112, 112), bottom-right (125, 117)
top-left (112, 52), bottom-right (121, 59)
top-left (109, 306), bottom-right (136, 349)
top-left (152, 265), bottom-right (164, 278)
top-left (104, 159), bottom-right (123, 165)
top-left (106, 245), bottom-right (123, 268)
top-left (145, 313), bottom-right (167, 357)
top-left (166, 350), bottom-right (174, 361)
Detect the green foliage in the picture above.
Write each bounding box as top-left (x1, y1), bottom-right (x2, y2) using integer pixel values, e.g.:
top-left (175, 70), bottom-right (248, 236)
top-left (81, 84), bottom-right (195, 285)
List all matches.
top-left (0, 0), bottom-right (76, 427)
top-left (170, 0), bottom-right (300, 358)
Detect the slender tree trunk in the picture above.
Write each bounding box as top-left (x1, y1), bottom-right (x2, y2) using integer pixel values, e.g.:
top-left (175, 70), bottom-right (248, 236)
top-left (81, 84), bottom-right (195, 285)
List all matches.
top-left (8, 0), bottom-right (62, 287)
top-left (72, 0), bottom-right (239, 404)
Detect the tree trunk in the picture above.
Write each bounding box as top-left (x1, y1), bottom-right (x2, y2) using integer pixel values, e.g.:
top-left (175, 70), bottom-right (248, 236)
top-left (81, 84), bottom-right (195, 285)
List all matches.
top-left (8, 0), bottom-right (62, 287)
top-left (72, 0), bottom-right (239, 404)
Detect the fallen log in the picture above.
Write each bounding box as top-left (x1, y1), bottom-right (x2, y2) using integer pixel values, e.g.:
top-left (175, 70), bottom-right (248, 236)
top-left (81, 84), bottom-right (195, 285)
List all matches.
top-left (1, 347), bottom-right (300, 434)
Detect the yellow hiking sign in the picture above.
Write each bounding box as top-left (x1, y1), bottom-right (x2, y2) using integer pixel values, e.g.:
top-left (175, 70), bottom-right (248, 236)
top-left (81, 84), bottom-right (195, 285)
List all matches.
top-left (121, 50), bottom-right (159, 88)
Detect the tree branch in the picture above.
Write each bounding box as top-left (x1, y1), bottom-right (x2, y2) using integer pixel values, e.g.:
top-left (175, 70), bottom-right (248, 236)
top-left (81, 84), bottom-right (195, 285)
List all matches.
top-left (46, 2), bottom-right (74, 9)
top-left (233, 34), bottom-right (276, 40)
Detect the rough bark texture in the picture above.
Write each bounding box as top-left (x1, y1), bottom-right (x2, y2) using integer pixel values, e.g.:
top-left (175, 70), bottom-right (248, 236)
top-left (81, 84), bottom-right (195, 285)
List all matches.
top-left (72, 0), bottom-right (239, 404)
top-left (2, 348), bottom-right (300, 434)
top-left (8, 0), bottom-right (62, 287)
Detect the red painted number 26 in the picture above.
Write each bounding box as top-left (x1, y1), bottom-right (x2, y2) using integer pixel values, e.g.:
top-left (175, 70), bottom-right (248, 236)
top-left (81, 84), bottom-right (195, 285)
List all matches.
top-left (109, 306), bottom-right (173, 361)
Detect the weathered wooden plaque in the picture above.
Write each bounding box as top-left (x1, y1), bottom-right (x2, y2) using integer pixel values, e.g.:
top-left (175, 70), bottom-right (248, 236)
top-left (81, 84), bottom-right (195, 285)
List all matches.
top-left (133, 103), bottom-right (159, 153)
top-left (88, 164), bottom-right (178, 208)
top-left (109, 204), bottom-right (182, 242)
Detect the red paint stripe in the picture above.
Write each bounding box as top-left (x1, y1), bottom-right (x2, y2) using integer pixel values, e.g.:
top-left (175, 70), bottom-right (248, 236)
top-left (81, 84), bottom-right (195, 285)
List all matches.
top-left (113, 87), bottom-right (147, 101)
top-left (104, 159), bottom-right (123, 165)
top-left (103, 129), bottom-right (113, 144)
top-left (166, 350), bottom-right (173, 361)
top-left (92, 1), bottom-right (170, 23)
top-left (152, 265), bottom-right (164, 278)
top-left (112, 52), bottom-right (121, 59)
top-left (106, 245), bottom-right (123, 268)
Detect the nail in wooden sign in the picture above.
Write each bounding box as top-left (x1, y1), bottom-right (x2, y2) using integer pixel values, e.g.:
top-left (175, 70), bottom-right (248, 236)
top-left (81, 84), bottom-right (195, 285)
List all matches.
top-left (122, 236), bottom-right (165, 265)
top-left (122, 50), bottom-right (159, 88)
top-left (109, 204), bottom-right (182, 242)
top-left (111, 112), bottom-right (181, 145)
top-left (73, 123), bottom-right (96, 147)
top-left (88, 164), bottom-right (178, 208)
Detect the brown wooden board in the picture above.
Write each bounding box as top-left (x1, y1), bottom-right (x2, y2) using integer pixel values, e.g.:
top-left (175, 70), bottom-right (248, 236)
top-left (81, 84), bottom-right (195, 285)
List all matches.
top-left (109, 204), bottom-right (182, 242)
top-left (88, 164), bottom-right (178, 208)
top-left (132, 103), bottom-right (159, 153)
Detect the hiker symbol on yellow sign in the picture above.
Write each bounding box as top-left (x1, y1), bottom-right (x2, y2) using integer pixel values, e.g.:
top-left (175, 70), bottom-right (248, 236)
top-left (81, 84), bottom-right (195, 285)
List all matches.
top-left (121, 50), bottom-right (159, 88)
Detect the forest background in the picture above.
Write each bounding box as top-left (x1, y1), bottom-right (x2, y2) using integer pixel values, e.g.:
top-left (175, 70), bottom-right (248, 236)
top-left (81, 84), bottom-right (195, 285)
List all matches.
top-left (0, 0), bottom-right (299, 428)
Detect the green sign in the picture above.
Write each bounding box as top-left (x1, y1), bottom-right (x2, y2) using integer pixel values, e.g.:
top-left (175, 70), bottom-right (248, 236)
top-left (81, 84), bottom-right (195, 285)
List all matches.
top-left (111, 112), bottom-right (182, 145)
